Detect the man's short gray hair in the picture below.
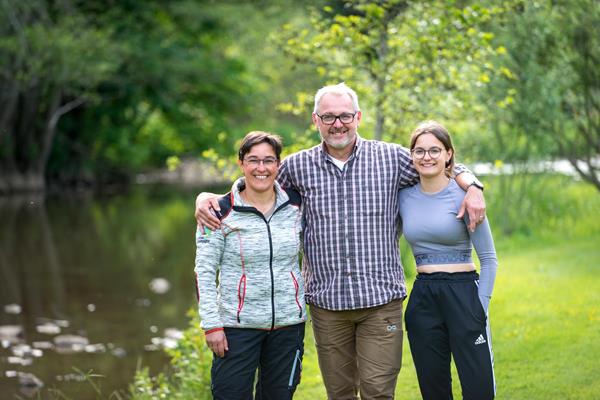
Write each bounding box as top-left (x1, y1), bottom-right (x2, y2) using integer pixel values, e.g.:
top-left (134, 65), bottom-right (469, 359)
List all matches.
top-left (313, 82), bottom-right (360, 113)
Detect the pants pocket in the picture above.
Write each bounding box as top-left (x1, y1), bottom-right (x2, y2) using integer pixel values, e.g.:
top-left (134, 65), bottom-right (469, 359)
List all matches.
top-left (287, 348), bottom-right (303, 389)
top-left (471, 282), bottom-right (487, 325)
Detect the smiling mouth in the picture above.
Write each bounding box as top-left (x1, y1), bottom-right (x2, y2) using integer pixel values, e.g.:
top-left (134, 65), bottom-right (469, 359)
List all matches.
top-left (254, 175), bottom-right (269, 180)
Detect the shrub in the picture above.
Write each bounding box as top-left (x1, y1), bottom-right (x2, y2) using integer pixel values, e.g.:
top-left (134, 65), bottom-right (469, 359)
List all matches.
top-left (130, 310), bottom-right (213, 399)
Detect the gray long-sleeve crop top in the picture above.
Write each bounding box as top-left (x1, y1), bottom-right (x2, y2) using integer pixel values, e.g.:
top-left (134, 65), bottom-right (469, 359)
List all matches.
top-left (398, 179), bottom-right (498, 310)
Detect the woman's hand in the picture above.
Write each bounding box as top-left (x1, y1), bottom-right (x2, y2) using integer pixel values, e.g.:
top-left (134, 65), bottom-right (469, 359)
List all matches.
top-left (205, 330), bottom-right (229, 358)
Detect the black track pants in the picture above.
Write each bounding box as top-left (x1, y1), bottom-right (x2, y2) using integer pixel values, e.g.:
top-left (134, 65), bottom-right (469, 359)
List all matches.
top-left (211, 323), bottom-right (305, 400)
top-left (405, 271), bottom-right (495, 400)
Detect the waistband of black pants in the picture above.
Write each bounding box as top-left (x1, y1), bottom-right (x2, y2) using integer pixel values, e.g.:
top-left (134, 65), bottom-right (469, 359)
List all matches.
top-left (416, 271), bottom-right (479, 281)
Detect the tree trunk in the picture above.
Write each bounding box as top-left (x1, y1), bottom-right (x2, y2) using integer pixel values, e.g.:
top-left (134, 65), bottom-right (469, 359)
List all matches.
top-left (374, 78), bottom-right (385, 141)
top-left (0, 82), bottom-right (86, 193)
top-left (38, 93), bottom-right (86, 174)
top-left (371, 2), bottom-right (407, 141)
top-left (0, 81), bottom-right (20, 144)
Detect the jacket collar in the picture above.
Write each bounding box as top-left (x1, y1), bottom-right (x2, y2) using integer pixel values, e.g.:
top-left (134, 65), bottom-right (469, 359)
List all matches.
top-left (230, 177), bottom-right (289, 208)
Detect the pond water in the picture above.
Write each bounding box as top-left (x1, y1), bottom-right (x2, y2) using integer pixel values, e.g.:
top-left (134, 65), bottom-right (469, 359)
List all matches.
top-left (0, 184), bottom-right (225, 399)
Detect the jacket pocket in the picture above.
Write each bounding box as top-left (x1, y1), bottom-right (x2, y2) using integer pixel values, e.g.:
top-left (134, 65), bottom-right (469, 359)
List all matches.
top-left (290, 271), bottom-right (303, 319)
top-left (237, 274), bottom-right (246, 323)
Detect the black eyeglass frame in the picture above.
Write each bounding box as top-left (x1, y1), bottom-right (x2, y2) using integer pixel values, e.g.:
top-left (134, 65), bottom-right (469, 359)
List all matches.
top-left (315, 112), bottom-right (357, 125)
top-left (410, 147), bottom-right (444, 159)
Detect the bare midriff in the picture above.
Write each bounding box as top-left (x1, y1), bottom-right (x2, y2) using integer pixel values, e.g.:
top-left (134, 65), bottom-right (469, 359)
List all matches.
top-left (416, 263), bottom-right (476, 274)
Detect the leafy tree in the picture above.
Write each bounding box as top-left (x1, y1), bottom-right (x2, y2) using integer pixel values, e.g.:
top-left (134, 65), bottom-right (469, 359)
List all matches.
top-left (275, 0), bottom-right (507, 143)
top-left (0, 0), bottom-right (258, 191)
top-left (481, 0), bottom-right (600, 190)
top-left (51, 0), bottom-right (253, 185)
top-left (192, 0), bottom-right (326, 167)
top-left (557, 0), bottom-right (599, 189)
top-left (0, 0), bottom-right (119, 192)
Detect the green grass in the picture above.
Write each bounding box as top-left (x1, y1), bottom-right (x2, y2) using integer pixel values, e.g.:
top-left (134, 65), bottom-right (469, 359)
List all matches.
top-left (293, 233), bottom-right (600, 399)
top-left (294, 174), bottom-right (600, 399)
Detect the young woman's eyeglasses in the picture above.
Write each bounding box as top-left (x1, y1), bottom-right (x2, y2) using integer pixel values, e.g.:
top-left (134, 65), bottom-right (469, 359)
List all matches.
top-left (411, 147), bottom-right (443, 159)
top-left (316, 112), bottom-right (357, 125)
top-left (243, 157), bottom-right (279, 167)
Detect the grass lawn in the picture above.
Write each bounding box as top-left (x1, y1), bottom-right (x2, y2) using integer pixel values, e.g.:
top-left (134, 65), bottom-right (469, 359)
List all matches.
top-left (295, 233), bottom-right (600, 399)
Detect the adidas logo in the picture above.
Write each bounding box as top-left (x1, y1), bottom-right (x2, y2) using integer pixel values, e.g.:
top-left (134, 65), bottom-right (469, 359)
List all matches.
top-left (474, 334), bottom-right (487, 345)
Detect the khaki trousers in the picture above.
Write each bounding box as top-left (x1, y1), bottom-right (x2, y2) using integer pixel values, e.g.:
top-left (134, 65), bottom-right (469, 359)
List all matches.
top-left (310, 299), bottom-right (404, 400)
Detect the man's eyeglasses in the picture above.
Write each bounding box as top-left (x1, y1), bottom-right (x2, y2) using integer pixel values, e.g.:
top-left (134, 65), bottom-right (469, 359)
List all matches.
top-left (316, 112), bottom-right (357, 125)
top-left (243, 157), bottom-right (279, 167)
top-left (411, 147), bottom-right (443, 159)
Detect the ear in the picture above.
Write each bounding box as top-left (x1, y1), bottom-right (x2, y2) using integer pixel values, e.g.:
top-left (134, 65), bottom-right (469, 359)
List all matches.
top-left (355, 110), bottom-right (362, 124)
top-left (237, 159), bottom-right (243, 169)
top-left (312, 112), bottom-right (318, 126)
top-left (445, 149), bottom-right (453, 167)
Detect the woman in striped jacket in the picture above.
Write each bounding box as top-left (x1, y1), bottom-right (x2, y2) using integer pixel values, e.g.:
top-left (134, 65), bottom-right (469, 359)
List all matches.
top-left (195, 131), bottom-right (305, 400)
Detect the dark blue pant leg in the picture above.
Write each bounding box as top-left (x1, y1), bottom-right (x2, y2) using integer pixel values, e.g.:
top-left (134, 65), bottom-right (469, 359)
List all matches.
top-left (211, 328), bottom-right (264, 400)
top-left (255, 323), bottom-right (305, 400)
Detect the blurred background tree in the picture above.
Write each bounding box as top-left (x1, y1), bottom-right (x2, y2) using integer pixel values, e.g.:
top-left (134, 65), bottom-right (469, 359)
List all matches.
top-left (0, 0), bottom-right (320, 192)
top-left (274, 0), bottom-right (508, 144)
top-left (478, 0), bottom-right (599, 189)
top-left (0, 0), bottom-right (598, 194)
top-left (0, 0), bottom-right (119, 191)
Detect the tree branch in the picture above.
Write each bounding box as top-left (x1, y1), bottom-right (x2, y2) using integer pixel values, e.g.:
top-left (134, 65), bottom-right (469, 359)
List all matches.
top-left (39, 95), bottom-right (86, 173)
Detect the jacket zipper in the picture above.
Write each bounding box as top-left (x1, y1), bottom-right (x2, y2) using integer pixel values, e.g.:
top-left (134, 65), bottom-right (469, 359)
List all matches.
top-left (266, 223), bottom-right (275, 330)
top-left (267, 202), bottom-right (293, 330)
top-left (235, 201), bottom-right (290, 330)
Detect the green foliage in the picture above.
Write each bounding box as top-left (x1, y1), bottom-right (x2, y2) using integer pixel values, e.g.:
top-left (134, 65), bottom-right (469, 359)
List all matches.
top-left (3, 0), bottom-right (599, 191)
top-left (274, 0), bottom-right (508, 142)
top-left (0, 0), bottom-right (121, 189)
top-left (49, 0), bottom-right (254, 183)
top-left (130, 310), bottom-right (212, 400)
top-left (479, 0), bottom-right (600, 189)
top-left (0, 1), bottom-right (119, 94)
top-left (485, 173), bottom-right (600, 237)
top-left (35, 0), bottom-right (328, 186)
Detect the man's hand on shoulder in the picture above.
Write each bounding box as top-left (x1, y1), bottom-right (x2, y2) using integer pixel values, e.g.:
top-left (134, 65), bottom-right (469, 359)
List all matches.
top-left (195, 192), bottom-right (222, 231)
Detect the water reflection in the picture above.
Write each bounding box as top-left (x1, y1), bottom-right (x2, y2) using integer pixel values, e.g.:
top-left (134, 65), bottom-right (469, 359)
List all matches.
top-left (0, 185), bottom-right (218, 398)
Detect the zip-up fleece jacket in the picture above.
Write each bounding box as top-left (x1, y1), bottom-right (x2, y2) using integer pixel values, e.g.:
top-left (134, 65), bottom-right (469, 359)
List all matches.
top-left (194, 177), bottom-right (306, 334)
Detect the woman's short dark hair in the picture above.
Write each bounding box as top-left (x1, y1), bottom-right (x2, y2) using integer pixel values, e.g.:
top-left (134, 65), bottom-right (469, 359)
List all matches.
top-left (238, 131), bottom-right (283, 161)
top-left (409, 120), bottom-right (455, 176)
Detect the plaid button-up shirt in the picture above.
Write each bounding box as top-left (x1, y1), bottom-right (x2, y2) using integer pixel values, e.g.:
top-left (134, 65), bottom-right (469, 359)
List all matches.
top-left (279, 136), bottom-right (468, 310)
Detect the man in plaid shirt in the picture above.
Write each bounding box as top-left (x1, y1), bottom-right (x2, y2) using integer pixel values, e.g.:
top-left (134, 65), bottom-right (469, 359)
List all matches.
top-left (195, 83), bottom-right (485, 399)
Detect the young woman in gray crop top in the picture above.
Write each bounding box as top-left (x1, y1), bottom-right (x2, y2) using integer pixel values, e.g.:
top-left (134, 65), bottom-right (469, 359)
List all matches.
top-left (398, 121), bottom-right (498, 400)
